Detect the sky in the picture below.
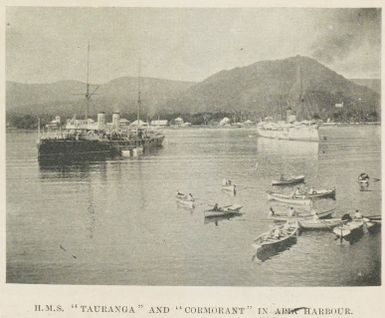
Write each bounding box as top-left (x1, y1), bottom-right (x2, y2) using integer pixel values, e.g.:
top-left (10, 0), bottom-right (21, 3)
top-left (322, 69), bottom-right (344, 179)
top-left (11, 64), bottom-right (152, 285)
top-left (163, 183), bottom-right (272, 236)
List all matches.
top-left (6, 7), bottom-right (382, 84)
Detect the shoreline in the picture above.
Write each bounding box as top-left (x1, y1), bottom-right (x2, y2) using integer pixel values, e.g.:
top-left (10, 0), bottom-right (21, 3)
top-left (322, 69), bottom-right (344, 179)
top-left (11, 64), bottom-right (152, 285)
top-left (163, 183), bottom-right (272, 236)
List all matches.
top-left (6, 122), bottom-right (381, 132)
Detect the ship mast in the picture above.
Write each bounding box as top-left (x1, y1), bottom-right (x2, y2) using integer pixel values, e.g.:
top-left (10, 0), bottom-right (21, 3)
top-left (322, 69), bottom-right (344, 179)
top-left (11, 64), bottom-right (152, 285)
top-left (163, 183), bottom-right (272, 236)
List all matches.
top-left (137, 61), bottom-right (141, 127)
top-left (136, 61), bottom-right (142, 149)
top-left (85, 42), bottom-right (90, 120)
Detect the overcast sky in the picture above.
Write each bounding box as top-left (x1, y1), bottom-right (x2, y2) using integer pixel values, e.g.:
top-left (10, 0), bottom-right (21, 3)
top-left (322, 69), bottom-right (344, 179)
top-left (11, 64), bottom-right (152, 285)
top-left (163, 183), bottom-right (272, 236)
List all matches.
top-left (6, 7), bottom-right (381, 84)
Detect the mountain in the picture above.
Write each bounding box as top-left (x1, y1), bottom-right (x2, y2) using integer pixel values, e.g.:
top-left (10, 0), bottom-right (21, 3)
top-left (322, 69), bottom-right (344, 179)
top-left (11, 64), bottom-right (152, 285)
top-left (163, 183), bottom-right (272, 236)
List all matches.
top-left (165, 55), bottom-right (380, 120)
top-left (350, 78), bottom-right (381, 94)
top-left (6, 77), bottom-right (195, 116)
top-left (6, 56), bottom-right (380, 122)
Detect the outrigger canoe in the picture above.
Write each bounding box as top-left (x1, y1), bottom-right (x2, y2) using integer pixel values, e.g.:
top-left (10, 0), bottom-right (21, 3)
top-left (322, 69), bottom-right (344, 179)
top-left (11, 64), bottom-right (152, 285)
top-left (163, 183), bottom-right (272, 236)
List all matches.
top-left (252, 221), bottom-right (298, 252)
top-left (204, 204), bottom-right (243, 218)
top-left (294, 188), bottom-right (336, 199)
top-left (298, 217), bottom-right (346, 230)
top-left (268, 207), bottom-right (336, 222)
top-left (272, 175), bottom-right (305, 186)
top-left (176, 192), bottom-right (195, 208)
top-left (333, 219), bottom-right (365, 239)
top-left (267, 191), bottom-right (312, 206)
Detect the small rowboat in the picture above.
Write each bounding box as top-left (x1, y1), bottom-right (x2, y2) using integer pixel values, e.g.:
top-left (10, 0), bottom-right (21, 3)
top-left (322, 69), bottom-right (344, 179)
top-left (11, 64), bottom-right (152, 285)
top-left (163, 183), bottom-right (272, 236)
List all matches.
top-left (333, 219), bottom-right (364, 239)
top-left (298, 217), bottom-right (346, 230)
top-left (294, 188), bottom-right (336, 199)
top-left (267, 191), bottom-right (312, 206)
top-left (272, 175), bottom-right (305, 186)
top-left (176, 192), bottom-right (195, 208)
top-left (269, 207), bottom-right (336, 222)
top-left (204, 204), bottom-right (243, 218)
top-left (252, 221), bottom-right (298, 252)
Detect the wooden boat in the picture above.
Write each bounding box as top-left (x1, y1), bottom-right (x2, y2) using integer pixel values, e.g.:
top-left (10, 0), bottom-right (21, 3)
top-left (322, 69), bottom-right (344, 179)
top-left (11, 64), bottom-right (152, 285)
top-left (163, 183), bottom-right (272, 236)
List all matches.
top-left (363, 216), bottom-right (381, 233)
top-left (252, 221), bottom-right (298, 252)
top-left (204, 213), bottom-right (241, 225)
top-left (176, 192), bottom-right (195, 208)
top-left (267, 191), bottom-right (312, 206)
top-left (204, 204), bottom-right (243, 218)
top-left (298, 217), bottom-right (346, 230)
top-left (272, 175), bottom-right (305, 186)
top-left (333, 219), bottom-right (365, 239)
top-left (294, 188), bottom-right (336, 199)
top-left (269, 207), bottom-right (336, 222)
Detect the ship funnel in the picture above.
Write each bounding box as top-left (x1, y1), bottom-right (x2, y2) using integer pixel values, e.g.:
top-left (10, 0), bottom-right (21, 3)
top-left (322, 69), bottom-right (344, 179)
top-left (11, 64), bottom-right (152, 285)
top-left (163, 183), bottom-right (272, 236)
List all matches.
top-left (97, 112), bottom-right (106, 130)
top-left (112, 112), bottom-right (120, 129)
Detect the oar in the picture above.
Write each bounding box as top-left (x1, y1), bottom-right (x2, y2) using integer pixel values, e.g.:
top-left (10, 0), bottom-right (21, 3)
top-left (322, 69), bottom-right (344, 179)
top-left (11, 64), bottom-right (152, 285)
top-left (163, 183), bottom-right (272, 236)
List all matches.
top-left (363, 215), bottom-right (381, 221)
top-left (373, 178), bottom-right (381, 182)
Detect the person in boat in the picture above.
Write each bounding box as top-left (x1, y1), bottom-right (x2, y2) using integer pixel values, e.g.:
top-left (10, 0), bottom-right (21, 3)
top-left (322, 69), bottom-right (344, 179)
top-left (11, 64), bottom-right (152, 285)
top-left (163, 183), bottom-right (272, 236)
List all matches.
top-left (188, 193), bottom-right (194, 201)
top-left (287, 207), bottom-right (297, 217)
top-left (309, 187), bottom-right (316, 194)
top-left (176, 190), bottom-right (183, 196)
top-left (358, 173), bottom-right (370, 182)
top-left (269, 207), bottom-right (275, 216)
top-left (295, 186), bottom-right (302, 196)
top-left (358, 173), bottom-right (370, 190)
top-left (311, 210), bottom-right (319, 220)
top-left (353, 209), bottom-right (363, 219)
top-left (272, 228), bottom-right (282, 239)
top-left (213, 203), bottom-right (220, 211)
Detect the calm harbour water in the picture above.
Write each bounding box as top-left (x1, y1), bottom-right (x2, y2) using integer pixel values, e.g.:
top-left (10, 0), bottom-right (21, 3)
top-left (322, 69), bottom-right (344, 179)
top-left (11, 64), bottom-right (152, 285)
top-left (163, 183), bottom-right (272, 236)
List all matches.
top-left (6, 126), bottom-right (381, 286)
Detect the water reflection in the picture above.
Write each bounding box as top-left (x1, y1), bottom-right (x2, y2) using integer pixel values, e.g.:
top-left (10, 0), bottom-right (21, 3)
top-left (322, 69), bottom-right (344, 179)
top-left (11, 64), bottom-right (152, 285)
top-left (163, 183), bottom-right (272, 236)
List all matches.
top-left (204, 213), bottom-right (243, 226)
top-left (252, 235), bottom-right (298, 262)
top-left (335, 229), bottom-right (365, 245)
top-left (176, 202), bottom-right (195, 213)
top-left (257, 137), bottom-right (319, 158)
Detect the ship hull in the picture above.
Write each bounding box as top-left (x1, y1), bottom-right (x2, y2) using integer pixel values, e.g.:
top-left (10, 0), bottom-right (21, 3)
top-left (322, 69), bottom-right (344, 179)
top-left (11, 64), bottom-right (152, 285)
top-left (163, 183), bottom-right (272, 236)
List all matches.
top-left (257, 124), bottom-right (319, 142)
top-left (37, 136), bottom-right (164, 162)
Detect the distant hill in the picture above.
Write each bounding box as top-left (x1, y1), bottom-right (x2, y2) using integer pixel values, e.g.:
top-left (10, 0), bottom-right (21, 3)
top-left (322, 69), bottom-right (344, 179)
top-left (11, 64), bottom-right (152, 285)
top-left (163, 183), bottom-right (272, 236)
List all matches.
top-left (350, 78), bottom-right (381, 94)
top-left (165, 56), bottom-right (380, 120)
top-left (6, 56), bottom-right (380, 123)
top-left (6, 77), bottom-right (195, 116)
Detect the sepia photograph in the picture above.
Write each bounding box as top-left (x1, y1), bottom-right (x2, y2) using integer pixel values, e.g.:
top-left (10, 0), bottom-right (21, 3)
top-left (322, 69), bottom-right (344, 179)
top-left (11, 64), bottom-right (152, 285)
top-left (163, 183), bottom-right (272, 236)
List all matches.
top-left (5, 6), bottom-right (381, 288)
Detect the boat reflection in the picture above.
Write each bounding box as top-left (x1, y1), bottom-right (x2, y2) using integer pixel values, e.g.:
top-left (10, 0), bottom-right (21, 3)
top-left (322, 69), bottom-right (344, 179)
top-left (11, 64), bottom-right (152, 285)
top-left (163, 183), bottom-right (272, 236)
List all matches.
top-left (38, 144), bottom-right (162, 168)
top-left (252, 236), bottom-right (297, 262)
top-left (176, 202), bottom-right (195, 214)
top-left (204, 213), bottom-right (243, 226)
top-left (257, 137), bottom-right (319, 158)
top-left (335, 229), bottom-right (365, 245)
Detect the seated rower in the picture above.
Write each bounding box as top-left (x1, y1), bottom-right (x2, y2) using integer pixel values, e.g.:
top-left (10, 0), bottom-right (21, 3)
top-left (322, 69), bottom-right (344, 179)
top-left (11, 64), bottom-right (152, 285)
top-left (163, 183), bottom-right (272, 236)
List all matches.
top-left (358, 173), bottom-right (370, 182)
top-left (353, 209), bottom-right (363, 219)
top-left (272, 228), bottom-right (281, 239)
top-left (287, 207), bottom-right (297, 217)
top-left (213, 203), bottom-right (220, 211)
top-left (308, 187), bottom-right (316, 194)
